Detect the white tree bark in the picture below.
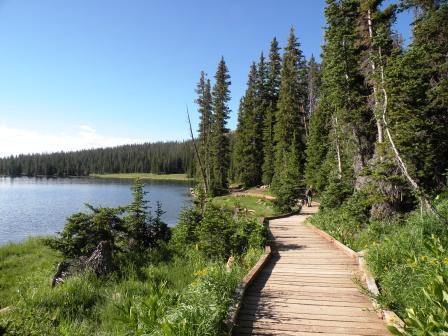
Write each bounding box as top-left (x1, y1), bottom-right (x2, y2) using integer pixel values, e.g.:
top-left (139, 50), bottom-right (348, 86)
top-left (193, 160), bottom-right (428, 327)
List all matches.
top-left (333, 115), bottom-right (343, 180)
top-left (378, 50), bottom-right (443, 220)
top-left (367, 9), bottom-right (384, 144)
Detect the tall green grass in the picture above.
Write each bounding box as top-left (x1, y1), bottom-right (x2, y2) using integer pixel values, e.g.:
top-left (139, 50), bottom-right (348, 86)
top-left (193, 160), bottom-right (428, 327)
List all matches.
top-left (0, 239), bottom-right (262, 335)
top-left (211, 195), bottom-right (276, 217)
top-left (309, 195), bottom-right (448, 331)
top-left (0, 238), bottom-right (60, 309)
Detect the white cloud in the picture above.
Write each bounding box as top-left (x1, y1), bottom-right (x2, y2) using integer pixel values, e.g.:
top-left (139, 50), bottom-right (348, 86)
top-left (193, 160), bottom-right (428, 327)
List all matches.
top-left (79, 124), bottom-right (96, 133)
top-left (0, 124), bottom-right (144, 157)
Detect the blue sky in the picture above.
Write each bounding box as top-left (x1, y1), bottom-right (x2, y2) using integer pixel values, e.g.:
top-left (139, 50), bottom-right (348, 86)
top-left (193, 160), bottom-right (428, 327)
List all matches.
top-left (0, 0), bottom-right (413, 156)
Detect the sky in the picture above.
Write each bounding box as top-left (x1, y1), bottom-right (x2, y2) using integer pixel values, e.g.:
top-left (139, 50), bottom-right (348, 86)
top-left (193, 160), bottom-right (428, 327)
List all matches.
top-left (0, 0), bottom-right (413, 157)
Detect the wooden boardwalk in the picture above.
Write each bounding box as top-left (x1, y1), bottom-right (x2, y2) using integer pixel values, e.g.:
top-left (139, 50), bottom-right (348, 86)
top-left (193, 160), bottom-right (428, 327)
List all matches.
top-left (233, 204), bottom-right (390, 336)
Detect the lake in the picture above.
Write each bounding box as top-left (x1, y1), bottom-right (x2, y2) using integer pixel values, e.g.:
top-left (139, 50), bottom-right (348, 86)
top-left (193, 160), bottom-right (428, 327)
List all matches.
top-left (0, 177), bottom-right (193, 245)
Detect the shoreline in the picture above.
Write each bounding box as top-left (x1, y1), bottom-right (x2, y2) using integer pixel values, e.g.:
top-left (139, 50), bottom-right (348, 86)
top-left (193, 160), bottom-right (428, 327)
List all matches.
top-left (0, 173), bottom-right (196, 183)
top-left (90, 173), bottom-right (195, 182)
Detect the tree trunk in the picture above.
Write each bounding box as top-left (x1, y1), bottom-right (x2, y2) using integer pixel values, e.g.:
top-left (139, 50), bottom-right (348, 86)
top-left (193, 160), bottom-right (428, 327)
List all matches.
top-left (367, 9), bottom-right (384, 144)
top-left (378, 50), bottom-right (444, 221)
top-left (333, 116), bottom-right (343, 180)
top-left (187, 107), bottom-right (208, 195)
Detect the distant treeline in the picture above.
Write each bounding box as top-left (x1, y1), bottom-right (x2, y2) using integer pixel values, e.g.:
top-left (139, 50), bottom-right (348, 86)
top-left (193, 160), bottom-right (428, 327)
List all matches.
top-left (0, 141), bottom-right (196, 177)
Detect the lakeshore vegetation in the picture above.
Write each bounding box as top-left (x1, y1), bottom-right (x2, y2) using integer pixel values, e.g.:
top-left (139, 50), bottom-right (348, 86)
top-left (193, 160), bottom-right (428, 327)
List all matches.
top-left (0, 180), bottom-right (266, 335)
top-left (1, 0), bottom-right (447, 335)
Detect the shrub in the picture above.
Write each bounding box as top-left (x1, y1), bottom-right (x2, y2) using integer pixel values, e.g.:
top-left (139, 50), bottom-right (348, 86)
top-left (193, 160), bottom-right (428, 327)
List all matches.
top-left (48, 179), bottom-right (170, 261)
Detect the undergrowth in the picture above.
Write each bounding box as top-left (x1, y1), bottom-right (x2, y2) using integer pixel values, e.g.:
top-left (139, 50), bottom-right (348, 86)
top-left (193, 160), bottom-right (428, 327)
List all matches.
top-left (309, 193), bottom-right (448, 335)
top-left (0, 200), bottom-right (265, 335)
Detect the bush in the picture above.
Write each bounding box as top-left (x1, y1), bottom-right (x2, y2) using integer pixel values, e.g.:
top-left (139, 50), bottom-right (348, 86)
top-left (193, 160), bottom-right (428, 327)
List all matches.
top-left (114, 260), bottom-right (246, 336)
top-left (169, 207), bottom-right (202, 253)
top-left (309, 190), bottom-right (371, 247)
top-left (319, 178), bottom-right (352, 210)
top-left (312, 193), bottom-right (448, 331)
top-left (390, 273), bottom-right (448, 336)
top-left (48, 179), bottom-right (171, 263)
top-left (172, 204), bottom-right (266, 261)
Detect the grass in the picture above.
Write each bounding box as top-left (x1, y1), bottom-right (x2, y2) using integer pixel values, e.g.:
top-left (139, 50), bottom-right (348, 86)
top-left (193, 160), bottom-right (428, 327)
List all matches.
top-left (0, 239), bottom-right (261, 335)
top-left (308, 194), bottom-right (448, 328)
top-left (90, 173), bottom-right (194, 182)
top-left (0, 237), bottom-right (60, 309)
top-left (211, 194), bottom-right (277, 217)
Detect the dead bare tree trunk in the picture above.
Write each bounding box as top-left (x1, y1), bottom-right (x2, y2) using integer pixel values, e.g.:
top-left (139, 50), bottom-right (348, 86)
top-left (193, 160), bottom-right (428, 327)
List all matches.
top-left (378, 51), bottom-right (444, 221)
top-left (301, 105), bottom-right (309, 141)
top-left (187, 106), bottom-right (208, 195)
top-left (333, 115), bottom-right (343, 180)
top-left (367, 9), bottom-right (384, 144)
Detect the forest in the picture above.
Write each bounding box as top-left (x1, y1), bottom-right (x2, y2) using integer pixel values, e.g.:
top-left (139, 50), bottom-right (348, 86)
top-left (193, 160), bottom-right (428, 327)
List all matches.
top-left (1, 0), bottom-right (447, 334)
top-left (194, 0), bottom-right (447, 209)
top-left (191, 0), bottom-right (448, 333)
top-left (0, 141), bottom-right (195, 177)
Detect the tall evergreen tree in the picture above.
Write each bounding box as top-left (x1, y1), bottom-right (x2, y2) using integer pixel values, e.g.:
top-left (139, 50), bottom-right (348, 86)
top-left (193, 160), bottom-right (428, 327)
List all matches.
top-left (209, 57), bottom-right (231, 195)
top-left (233, 63), bottom-right (262, 187)
top-left (385, 1), bottom-right (448, 194)
top-left (305, 0), bottom-right (373, 203)
top-left (195, 71), bottom-right (213, 190)
top-left (262, 37), bottom-right (282, 185)
top-left (271, 28), bottom-right (308, 204)
top-left (233, 53), bottom-right (269, 187)
top-left (255, 52), bottom-right (269, 175)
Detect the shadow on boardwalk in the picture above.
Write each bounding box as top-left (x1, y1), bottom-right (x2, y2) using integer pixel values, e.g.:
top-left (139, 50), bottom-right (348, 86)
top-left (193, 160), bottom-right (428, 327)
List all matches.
top-left (233, 204), bottom-right (390, 336)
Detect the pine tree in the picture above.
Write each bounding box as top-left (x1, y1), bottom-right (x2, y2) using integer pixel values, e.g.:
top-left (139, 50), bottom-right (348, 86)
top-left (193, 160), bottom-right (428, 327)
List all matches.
top-left (209, 57), bottom-right (231, 195)
top-left (195, 71), bottom-right (213, 190)
top-left (385, 1), bottom-right (448, 194)
top-left (305, 99), bottom-right (332, 192)
top-left (305, 0), bottom-right (372, 200)
top-left (262, 38), bottom-right (282, 185)
top-left (272, 143), bottom-right (302, 212)
top-left (271, 28), bottom-right (308, 203)
top-left (254, 52), bottom-right (269, 180)
top-left (233, 63), bottom-right (260, 186)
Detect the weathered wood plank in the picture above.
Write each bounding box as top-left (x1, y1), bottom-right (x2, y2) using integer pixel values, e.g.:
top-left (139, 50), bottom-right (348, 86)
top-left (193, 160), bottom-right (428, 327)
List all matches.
top-left (233, 204), bottom-right (390, 336)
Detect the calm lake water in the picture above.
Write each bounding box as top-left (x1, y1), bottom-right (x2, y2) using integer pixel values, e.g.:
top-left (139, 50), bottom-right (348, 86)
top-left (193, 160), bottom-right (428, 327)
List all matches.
top-left (0, 177), bottom-right (192, 245)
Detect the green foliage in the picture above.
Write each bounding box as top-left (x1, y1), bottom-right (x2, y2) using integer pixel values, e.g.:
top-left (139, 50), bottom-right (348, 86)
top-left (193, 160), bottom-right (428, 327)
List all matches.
top-left (211, 195), bottom-right (276, 218)
top-left (48, 205), bottom-right (127, 258)
top-left (262, 37), bottom-right (282, 186)
top-left (304, 100), bottom-right (331, 192)
top-left (171, 203), bottom-right (266, 260)
top-left (389, 273), bottom-right (448, 336)
top-left (114, 262), bottom-right (246, 336)
top-left (270, 28), bottom-right (308, 210)
top-left (309, 190), bottom-right (371, 246)
top-left (48, 179), bottom-right (170, 261)
top-left (196, 204), bottom-right (266, 260)
top-left (319, 178), bottom-right (352, 210)
top-left (0, 238), bottom-right (60, 309)
top-left (1, 215), bottom-right (264, 336)
top-left (271, 146), bottom-right (302, 212)
top-left (0, 141), bottom-right (195, 177)
top-left (209, 57), bottom-right (232, 196)
top-left (195, 71), bottom-right (213, 187)
top-left (169, 207), bottom-right (202, 252)
top-left (233, 63), bottom-right (262, 187)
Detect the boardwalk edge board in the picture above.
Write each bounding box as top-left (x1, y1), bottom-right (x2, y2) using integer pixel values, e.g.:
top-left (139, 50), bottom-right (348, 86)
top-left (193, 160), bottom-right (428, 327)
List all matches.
top-left (225, 207), bottom-right (302, 332)
top-left (305, 222), bottom-right (405, 333)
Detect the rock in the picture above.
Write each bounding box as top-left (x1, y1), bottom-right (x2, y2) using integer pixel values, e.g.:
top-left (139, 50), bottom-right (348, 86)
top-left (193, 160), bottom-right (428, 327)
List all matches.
top-left (52, 240), bottom-right (113, 287)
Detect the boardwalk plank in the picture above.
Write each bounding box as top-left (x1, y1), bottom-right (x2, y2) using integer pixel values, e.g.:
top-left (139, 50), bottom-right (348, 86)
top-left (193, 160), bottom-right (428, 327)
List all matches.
top-left (233, 203), bottom-right (389, 335)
